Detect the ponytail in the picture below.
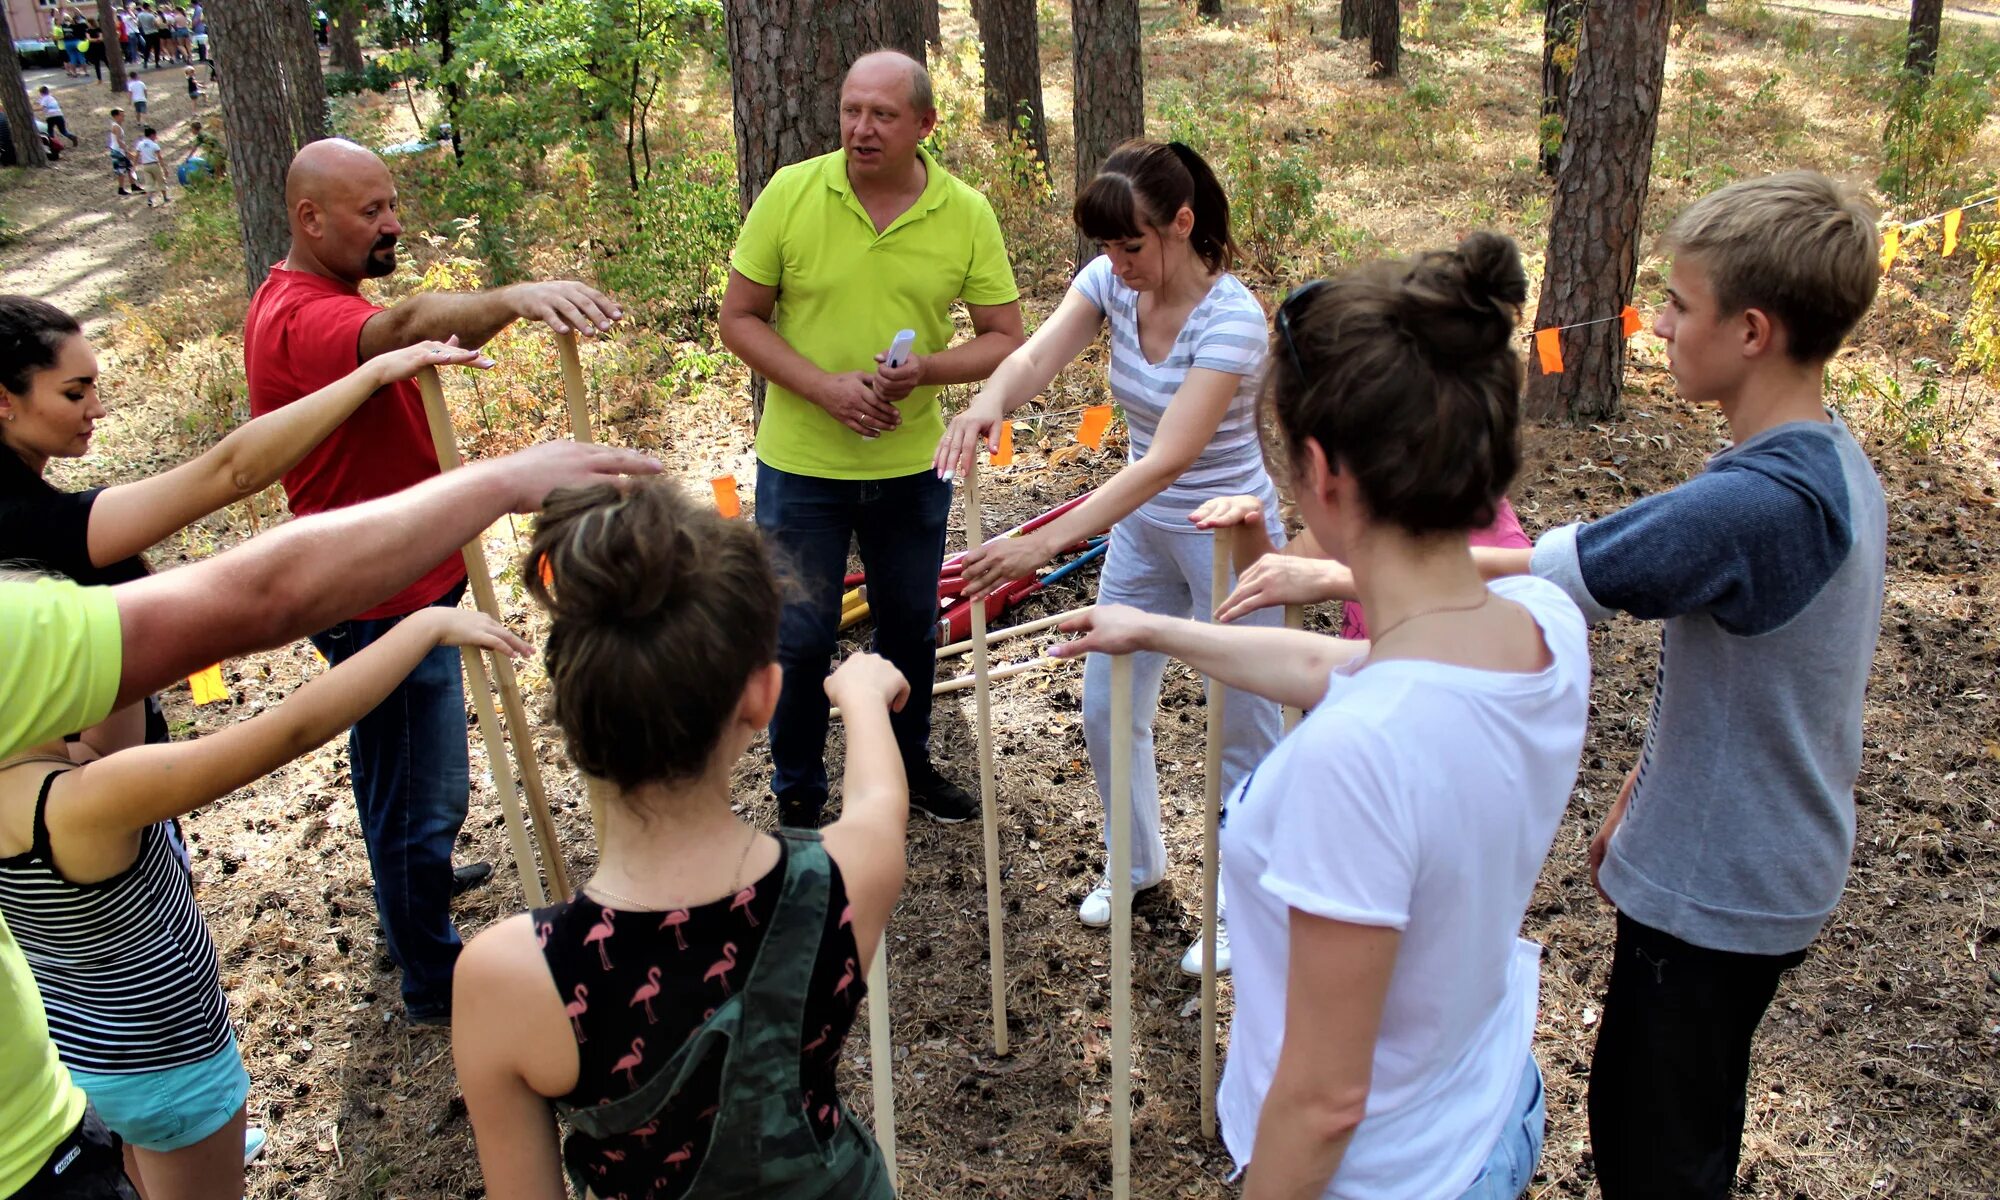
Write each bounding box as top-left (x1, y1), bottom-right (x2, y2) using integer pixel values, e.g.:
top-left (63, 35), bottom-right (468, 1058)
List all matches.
top-left (1165, 142), bottom-right (1237, 273)
top-left (1073, 139), bottom-right (1239, 273)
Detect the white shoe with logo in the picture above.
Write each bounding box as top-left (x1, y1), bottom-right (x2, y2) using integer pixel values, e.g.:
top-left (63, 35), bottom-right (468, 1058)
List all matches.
top-left (1076, 873), bottom-right (1163, 927)
top-left (1179, 920), bottom-right (1231, 977)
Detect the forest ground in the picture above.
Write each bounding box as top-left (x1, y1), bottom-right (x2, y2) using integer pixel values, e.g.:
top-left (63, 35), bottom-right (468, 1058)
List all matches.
top-left (0, 1), bottom-right (1996, 1197)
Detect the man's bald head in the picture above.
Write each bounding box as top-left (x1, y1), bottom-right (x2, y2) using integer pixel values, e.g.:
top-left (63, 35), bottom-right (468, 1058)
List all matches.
top-left (843, 50), bottom-right (932, 114)
top-left (284, 138), bottom-right (403, 284)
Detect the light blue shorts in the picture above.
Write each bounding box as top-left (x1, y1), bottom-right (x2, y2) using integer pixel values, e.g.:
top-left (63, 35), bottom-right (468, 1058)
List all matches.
top-left (1458, 1053), bottom-right (1547, 1200)
top-left (67, 1030), bottom-right (249, 1152)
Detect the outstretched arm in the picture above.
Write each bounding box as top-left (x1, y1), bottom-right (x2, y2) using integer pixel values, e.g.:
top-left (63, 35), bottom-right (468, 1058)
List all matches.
top-left (85, 341), bottom-right (491, 570)
top-left (111, 439), bottom-right (661, 708)
top-left (359, 281), bottom-right (623, 358)
top-left (934, 285), bottom-right (1105, 480)
top-left (1052, 604), bottom-right (1365, 712)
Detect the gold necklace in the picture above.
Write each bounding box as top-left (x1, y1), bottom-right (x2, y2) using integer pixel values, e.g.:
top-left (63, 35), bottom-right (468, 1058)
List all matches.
top-left (585, 825), bottom-right (760, 910)
top-left (1365, 592), bottom-right (1493, 649)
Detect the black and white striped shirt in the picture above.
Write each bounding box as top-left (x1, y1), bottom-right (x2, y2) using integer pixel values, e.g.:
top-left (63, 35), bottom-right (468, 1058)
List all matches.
top-left (0, 764), bottom-right (229, 1074)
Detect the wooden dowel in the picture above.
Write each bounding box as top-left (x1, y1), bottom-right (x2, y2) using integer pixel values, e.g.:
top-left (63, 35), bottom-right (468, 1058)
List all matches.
top-left (967, 463), bottom-right (1009, 1056)
top-left (867, 932), bottom-right (897, 1187)
top-left (462, 647), bottom-right (544, 907)
top-left (553, 333), bottom-right (615, 847)
top-left (935, 607), bottom-right (1084, 660)
top-left (1282, 604), bottom-right (1305, 732)
top-left (416, 367), bottom-right (571, 904)
top-left (1200, 537), bottom-right (1226, 1139)
top-left (829, 656), bottom-right (1065, 720)
top-left (1108, 652), bottom-right (1135, 1200)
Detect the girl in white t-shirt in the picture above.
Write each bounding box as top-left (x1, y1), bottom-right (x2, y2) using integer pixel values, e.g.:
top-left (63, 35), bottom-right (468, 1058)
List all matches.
top-left (936, 140), bottom-right (1283, 975)
top-left (1055, 233), bottom-right (1590, 1200)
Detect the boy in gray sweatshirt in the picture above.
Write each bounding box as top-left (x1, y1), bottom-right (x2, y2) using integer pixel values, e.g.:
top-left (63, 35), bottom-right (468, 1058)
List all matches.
top-left (1529, 173), bottom-right (1886, 1199)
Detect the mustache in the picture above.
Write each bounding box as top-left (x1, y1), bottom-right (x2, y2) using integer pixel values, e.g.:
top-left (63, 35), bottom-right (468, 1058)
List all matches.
top-left (371, 237), bottom-right (398, 254)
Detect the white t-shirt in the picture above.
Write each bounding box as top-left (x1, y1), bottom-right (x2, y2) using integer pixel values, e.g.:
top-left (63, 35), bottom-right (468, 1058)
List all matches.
top-left (36, 94), bottom-right (61, 118)
top-left (1217, 575), bottom-right (1590, 1199)
top-left (135, 137), bottom-right (161, 166)
top-left (127, 78), bottom-right (147, 103)
top-left (1070, 255), bottom-right (1274, 531)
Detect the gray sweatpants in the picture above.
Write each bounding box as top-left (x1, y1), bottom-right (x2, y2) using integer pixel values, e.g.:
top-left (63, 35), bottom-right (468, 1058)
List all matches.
top-left (1083, 514), bottom-right (1283, 894)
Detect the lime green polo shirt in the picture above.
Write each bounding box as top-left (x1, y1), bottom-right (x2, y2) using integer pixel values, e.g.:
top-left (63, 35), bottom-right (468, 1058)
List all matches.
top-left (0, 577), bottom-right (121, 1191)
top-left (732, 147), bottom-right (1020, 480)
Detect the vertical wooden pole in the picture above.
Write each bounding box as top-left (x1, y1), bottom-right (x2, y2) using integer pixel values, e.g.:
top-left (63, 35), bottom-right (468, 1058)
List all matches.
top-left (1282, 604), bottom-right (1305, 732)
top-left (966, 461), bottom-right (1009, 1055)
top-left (1108, 652), bottom-right (1135, 1200)
top-left (1200, 537), bottom-right (1227, 1139)
top-left (553, 332), bottom-right (614, 843)
top-left (416, 366), bottom-right (573, 903)
top-left (462, 648), bottom-right (544, 908)
top-left (867, 932), bottom-right (897, 1186)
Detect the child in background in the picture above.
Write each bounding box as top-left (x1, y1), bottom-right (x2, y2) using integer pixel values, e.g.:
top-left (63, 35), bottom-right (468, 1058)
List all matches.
top-left (454, 481), bottom-right (908, 1200)
top-left (106, 108), bottom-right (141, 198)
top-left (125, 73), bottom-right (147, 117)
top-left (184, 65), bottom-right (202, 108)
top-left (35, 88), bottom-right (79, 148)
top-left (134, 127), bottom-right (168, 207)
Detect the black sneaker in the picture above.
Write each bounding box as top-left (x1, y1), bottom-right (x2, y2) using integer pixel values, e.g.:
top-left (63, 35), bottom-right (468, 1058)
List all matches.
top-left (906, 761), bottom-right (975, 824)
top-left (450, 861), bottom-right (493, 896)
top-left (775, 791), bottom-right (826, 830)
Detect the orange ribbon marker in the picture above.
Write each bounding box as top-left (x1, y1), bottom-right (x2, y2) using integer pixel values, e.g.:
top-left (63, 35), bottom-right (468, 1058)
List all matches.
top-left (711, 475), bottom-right (741, 518)
top-left (189, 664), bottom-right (229, 706)
top-left (1534, 328), bottom-right (1564, 376)
top-left (1879, 224), bottom-right (1901, 272)
top-left (538, 554), bottom-right (554, 588)
top-left (1621, 305), bottom-right (1642, 338)
top-left (1076, 405), bottom-right (1113, 450)
top-left (1943, 209), bottom-right (1962, 258)
top-left (992, 421), bottom-right (1014, 467)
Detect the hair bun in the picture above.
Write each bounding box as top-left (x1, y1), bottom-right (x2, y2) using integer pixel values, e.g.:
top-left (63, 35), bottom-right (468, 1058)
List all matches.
top-left (1395, 230), bottom-right (1526, 361)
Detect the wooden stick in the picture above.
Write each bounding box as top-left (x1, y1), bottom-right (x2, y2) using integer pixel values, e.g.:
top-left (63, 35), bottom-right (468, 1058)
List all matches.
top-left (1200, 537), bottom-right (1226, 1139)
top-left (462, 647), bottom-right (544, 907)
top-left (829, 656), bottom-right (1067, 720)
top-left (1282, 604), bottom-right (1305, 732)
top-left (1108, 652), bottom-right (1135, 1200)
top-left (935, 607), bottom-right (1085, 660)
top-left (966, 462), bottom-right (1009, 1056)
top-left (416, 367), bottom-right (572, 903)
top-left (553, 332), bottom-right (615, 844)
top-left (867, 932), bottom-right (897, 1187)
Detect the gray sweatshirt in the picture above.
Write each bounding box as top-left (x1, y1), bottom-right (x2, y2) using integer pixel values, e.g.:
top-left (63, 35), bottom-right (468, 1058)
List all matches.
top-left (1532, 415), bottom-right (1886, 955)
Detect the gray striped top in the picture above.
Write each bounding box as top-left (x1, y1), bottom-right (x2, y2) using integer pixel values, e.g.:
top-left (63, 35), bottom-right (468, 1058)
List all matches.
top-left (1073, 256), bottom-right (1276, 531)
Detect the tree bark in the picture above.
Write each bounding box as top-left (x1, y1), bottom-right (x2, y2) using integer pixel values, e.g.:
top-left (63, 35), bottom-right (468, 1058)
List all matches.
top-left (971, 0), bottom-right (1048, 174)
top-left (877, 0), bottom-right (930, 62)
top-left (1365, 0), bottom-right (1399, 78)
top-left (95, 0), bottom-right (128, 93)
top-left (0, 5), bottom-right (48, 168)
top-left (1905, 0), bottom-right (1942, 80)
top-left (1340, 0), bottom-right (1364, 39)
top-left (209, 0), bottom-right (330, 295)
top-left (921, 0), bottom-right (941, 45)
top-left (1197, 0), bottom-right (1222, 17)
top-left (1071, 0), bottom-right (1144, 269)
top-left (328, 0), bottom-right (366, 74)
top-left (1540, 0), bottom-right (1583, 177)
top-left (1527, 0), bottom-right (1671, 423)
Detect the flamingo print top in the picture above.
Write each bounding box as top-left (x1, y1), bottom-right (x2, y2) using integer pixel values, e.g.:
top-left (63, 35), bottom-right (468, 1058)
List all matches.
top-left (533, 840), bottom-right (864, 1197)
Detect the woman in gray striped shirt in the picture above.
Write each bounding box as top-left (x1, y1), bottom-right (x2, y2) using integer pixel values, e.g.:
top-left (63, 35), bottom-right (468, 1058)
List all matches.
top-left (940, 140), bottom-right (1282, 977)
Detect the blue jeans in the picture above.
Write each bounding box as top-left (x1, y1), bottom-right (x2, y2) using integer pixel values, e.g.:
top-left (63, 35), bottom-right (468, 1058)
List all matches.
top-left (1459, 1054), bottom-right (1547, 1200)
top-left (754, 463), bottom-right (951, 809)
top-left (309, 584), bottom-right (471, 1018)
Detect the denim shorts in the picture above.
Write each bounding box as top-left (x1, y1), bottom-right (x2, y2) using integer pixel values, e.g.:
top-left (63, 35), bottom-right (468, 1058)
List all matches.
top-left (1459, 1053), bottom-right (1547, 1200)
top-left (66, 1031), bottom-right (248, 1152)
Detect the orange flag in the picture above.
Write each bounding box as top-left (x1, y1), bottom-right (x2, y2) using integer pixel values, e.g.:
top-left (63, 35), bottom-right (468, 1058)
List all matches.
top-left (992, 420), bottom-right (1014, 467)
top-left (538, 554), bottom-right (554, 588)
top-left (1879, 224), bottom-right (1901, 272)
top-left (1076, 405), bottom-right (1113, 450)
top-left (1534, 328), bottom-right (1564, 375)
top-left (1943, 208), bottom-right (1962, 258)
top-left (1621, 305), bottom-right (1642, 338)
top-left (710, 475), bottom-right (741, 518)
top-left (189, 664), bottom-right (229, 706)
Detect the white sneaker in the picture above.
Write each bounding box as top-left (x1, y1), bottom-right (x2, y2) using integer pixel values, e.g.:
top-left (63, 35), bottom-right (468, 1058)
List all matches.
top-left (243, 1126), bottom-right (268, 1166)
top-left (1179, 921), bottom-right (1231, 977)
top-left (1076, 874), bottom-right (1163, 927)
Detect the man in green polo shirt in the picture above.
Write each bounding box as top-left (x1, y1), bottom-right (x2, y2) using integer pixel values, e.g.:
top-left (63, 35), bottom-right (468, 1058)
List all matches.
top-left (720, 50), bottom-right (1025, 828)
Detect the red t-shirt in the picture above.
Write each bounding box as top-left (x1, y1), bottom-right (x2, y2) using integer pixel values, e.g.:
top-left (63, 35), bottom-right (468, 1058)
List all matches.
top-left (244, 263), bottom-right (465, 621)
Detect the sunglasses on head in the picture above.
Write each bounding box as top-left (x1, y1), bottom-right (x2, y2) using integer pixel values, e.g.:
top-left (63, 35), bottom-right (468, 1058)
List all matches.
top-left (1276, 279), bottom-right (1328, 382)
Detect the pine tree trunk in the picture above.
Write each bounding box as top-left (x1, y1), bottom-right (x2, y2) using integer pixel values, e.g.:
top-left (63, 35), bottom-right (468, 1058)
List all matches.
top-left (921, 0), bottom-right (940, 45)
top-left (1527, 0), bottom-right (1671, 423)
top-left (1905, 0), bottom-right (1942, 80)
top-left (1197, 0), bottom-right (1223, 17)
top-left (209, 0), bottom-right (329, 295)
top-left (971, 0), bottom-right (1048, 174)
top-left (95, 0), bottom-right (128, 93)
top-left (328, 0), bottom-right (365, 74)
top-left (1071, 0), bottom-right (1144, 269)
top-left (0, 5), bottom-right (48, 168)
top-left (1365, 0), bottom-right (1399, 78)
top-left (877, 0), bottom-right (930, 62)
top-left (1340, 0), bottom-right (1365, 39)
top-left (1540, 0), bottom-right (1583, 177)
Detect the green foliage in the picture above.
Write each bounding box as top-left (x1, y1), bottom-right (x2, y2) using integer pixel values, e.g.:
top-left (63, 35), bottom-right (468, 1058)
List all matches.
top-left (324, 60), bottom-right (410, 96)
top-left (1657, 66), bottom-right (1733, 190)
top-left (1879, 39), bottom-right (2000, 208)
top-left (151, 175), bottom-right (243, 275)
top-left (1954, 218), bottom-right (2000, 390)
top-left (1160, 89), bottom-right (1338, 280)
top-left (591, 148), bottom-right (739, 341)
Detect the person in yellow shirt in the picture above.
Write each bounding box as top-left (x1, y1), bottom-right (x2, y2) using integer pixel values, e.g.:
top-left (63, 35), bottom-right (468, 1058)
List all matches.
top-left (0, 437), bottom-right (659, 1198)
top-left (719, 50), bottom-right (1025, 829)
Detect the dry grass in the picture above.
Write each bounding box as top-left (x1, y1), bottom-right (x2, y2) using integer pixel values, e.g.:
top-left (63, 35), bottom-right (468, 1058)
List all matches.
top-left (4, 1), bottom-right (1998, 1197)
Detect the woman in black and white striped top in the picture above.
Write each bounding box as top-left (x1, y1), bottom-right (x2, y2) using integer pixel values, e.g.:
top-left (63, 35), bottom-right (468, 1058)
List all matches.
top-left (0, 606), bottom-right (525, 1200)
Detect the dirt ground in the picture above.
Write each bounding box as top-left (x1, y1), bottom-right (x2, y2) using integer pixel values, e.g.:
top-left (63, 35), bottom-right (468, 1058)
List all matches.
top-left (1, 3), bottom-right (1996, 1199)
